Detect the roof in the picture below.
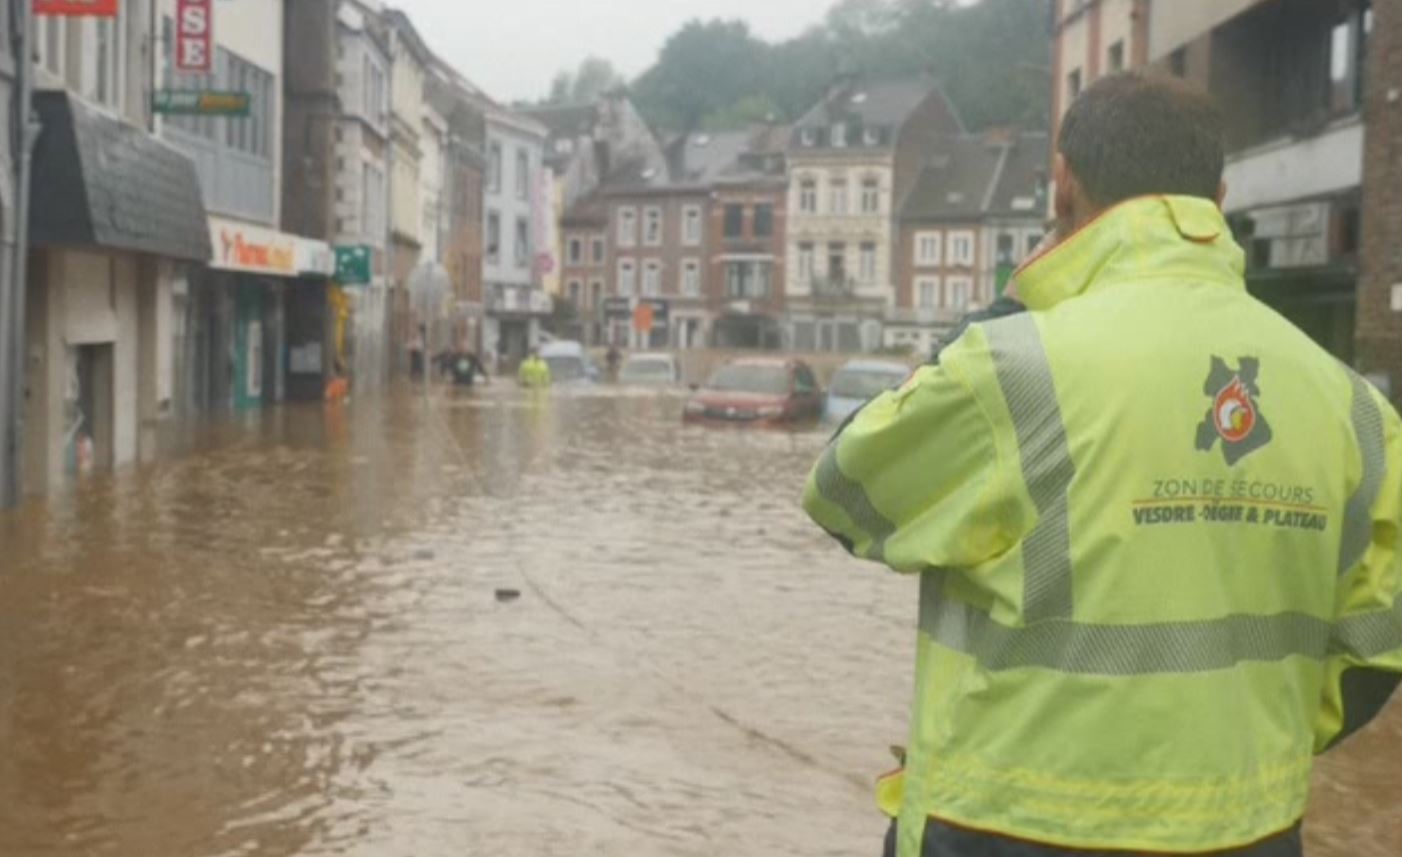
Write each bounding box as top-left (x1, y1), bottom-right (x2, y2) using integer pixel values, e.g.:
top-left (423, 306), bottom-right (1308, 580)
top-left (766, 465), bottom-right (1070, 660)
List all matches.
top-left (901, 132), bottom-right (1048, 224)
top-left (791, 78), bottom-right (949, 150)
top-left (382, 8), bottom-right (435, 65)
top-left (986, 132), bottom-right (1050, 217)
top-left (31, 92), bottom-right (211, 262)
top-left (601, 126), bottom-right (780, 194)
top-left (561, 191), bottom-right (607, 228)
top-left (519, 102), bottom-right (597, 140)
top-left (519, 102), bottom-right (599, 171)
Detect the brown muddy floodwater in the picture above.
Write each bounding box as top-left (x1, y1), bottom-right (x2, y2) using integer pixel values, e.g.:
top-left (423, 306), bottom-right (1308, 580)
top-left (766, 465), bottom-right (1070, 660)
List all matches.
top-left (0, 386), bottom-right (1397, 857)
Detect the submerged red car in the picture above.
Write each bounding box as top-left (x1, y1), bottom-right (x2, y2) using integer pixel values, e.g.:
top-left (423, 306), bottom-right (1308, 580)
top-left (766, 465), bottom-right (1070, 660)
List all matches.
top-left (683, 358), bottom-right (824, 427)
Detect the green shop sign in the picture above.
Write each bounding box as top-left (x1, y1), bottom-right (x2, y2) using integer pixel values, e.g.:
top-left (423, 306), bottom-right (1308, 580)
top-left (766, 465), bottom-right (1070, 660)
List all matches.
top-left (334, 245), bottom-right (374, 285)
top-left (152, 90), bottom-right (252, 116)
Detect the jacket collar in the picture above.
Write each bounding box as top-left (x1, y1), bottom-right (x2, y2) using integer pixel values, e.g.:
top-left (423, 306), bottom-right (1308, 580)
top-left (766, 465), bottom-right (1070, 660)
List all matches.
top-left (1014, 195), bottom-right (1247, 312)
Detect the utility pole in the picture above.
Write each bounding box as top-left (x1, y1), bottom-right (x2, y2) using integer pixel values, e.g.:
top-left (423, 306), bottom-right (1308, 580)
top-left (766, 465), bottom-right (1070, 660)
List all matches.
top-left (0, 0), bottom-right (33, 509)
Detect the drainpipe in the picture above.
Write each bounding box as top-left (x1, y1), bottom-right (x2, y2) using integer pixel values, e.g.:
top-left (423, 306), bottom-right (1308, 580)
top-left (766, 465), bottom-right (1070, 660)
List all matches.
top-left (0, 0), bottom-right (32, 508)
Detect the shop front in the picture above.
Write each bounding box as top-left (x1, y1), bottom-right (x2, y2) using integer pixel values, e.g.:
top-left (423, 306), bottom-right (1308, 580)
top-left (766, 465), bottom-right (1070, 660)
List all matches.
top-left (181, 217), bottom-right (335, 416)
top-left (24, 92), bottom-right (211, 496)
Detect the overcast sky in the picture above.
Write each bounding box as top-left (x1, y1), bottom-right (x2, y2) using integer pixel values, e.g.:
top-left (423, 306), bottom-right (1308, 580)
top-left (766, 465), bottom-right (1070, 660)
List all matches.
top-left (391, 0), bottom-right (832, 104)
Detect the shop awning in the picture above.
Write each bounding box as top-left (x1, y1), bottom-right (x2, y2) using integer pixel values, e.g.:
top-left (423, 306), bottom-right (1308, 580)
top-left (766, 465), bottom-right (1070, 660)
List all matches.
top-left (30, 91), bottom-right (212, 262)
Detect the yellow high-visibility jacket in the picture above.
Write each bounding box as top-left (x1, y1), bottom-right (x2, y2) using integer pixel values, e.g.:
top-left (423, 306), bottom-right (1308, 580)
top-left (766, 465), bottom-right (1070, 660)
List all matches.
top-left (803, 196), bottom-right (1402, 856)
top-left (518, 356), bottom-right (552, 388)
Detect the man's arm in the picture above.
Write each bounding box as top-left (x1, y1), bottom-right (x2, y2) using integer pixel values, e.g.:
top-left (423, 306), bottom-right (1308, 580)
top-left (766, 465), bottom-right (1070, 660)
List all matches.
top-left (802, 337), bottom-right (1025, 574)
top-left (1319, 384), bottom-right (1402, 751)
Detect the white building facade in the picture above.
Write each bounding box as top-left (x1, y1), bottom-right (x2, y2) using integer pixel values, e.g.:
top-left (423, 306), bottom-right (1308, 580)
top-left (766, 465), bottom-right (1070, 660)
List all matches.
top-left (482, 109), bottom-right (549, 364)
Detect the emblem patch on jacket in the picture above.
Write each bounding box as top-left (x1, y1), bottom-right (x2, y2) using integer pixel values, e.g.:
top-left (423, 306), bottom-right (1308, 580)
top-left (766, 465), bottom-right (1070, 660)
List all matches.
top-left (1196, 356), bottom-right (1272, 465)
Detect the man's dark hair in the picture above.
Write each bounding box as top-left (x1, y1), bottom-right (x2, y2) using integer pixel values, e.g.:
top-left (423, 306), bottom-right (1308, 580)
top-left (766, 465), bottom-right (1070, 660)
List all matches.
top-left (1058, 72), bottom-right (1225, 207)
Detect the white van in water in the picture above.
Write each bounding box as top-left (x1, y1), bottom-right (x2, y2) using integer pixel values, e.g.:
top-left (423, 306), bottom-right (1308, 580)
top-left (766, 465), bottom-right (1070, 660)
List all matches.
top-left (618, 353), bottom-right (681, 387)
top-left (538, 341), bottom-right (599, 385)
top-left (825, 359), bottom-right (910, 422)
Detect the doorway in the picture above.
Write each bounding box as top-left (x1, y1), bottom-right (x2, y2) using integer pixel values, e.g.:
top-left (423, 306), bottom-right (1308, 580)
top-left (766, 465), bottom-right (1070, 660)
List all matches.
top-left (68, 344), bottom-right (114, 477)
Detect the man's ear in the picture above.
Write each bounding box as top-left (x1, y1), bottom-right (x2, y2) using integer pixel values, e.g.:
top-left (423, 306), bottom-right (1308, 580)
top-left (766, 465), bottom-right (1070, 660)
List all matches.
top-left (1053, 154), bottom-right (1076, 224)
top-left (1216, 181), bottom-right (1228, 210)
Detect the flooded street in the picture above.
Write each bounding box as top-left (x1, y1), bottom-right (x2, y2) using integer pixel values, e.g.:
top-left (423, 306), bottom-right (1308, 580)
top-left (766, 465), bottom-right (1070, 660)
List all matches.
top-left (0, 387), bottom-right (1398, 857)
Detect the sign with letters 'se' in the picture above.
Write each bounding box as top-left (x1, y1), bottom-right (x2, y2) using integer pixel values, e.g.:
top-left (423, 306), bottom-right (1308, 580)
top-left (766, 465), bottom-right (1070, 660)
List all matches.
top-left (175, 0), bottom-right (212, 73)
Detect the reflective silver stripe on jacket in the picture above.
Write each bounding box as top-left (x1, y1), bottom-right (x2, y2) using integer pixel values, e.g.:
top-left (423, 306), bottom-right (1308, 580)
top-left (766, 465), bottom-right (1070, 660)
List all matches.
top-left (985, 314), bottom-right (1077, 622)
top-left (813, 442), bottom-right (895, 562)
top-left (1339, 372), bottom-right (1385, 578)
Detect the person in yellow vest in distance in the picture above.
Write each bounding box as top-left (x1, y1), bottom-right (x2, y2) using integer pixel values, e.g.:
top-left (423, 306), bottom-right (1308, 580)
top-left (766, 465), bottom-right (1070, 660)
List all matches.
top-left (517, 348), bottom-right (552, 389)
top-left (804, 72), bottom-right (1402, 857)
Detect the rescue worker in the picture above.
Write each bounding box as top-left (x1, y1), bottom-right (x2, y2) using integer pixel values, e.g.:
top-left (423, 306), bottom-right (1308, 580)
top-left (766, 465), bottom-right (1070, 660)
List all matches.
top-left (803, 72), bottom-right (1402, 857)
top-left (517, 348), bottom-right (552, 389)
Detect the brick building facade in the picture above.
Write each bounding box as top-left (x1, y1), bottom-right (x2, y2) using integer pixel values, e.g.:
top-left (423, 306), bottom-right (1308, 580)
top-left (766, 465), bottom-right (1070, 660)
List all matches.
top-left (1357, 0), bottom-right (1402, 398)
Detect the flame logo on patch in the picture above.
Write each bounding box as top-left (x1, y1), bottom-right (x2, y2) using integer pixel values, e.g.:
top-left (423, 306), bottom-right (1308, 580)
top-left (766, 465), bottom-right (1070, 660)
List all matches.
top-left (1214, 377), bottom-right (1257, 443)
top-left (1196, 357), bottom-right (1272, 466)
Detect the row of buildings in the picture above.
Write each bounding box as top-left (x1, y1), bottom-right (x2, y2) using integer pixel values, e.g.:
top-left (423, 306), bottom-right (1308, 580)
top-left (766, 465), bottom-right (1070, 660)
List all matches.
top-left (536, 82), bottom-right (1048, 359)
top-left (11, 0), bottom-right (560, 499)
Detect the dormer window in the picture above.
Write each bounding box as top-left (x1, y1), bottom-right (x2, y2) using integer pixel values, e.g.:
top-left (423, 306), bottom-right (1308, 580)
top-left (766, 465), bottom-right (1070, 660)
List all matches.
top-left (800, 127), bottom-right (818, 147)
top-left (863, 126), bottom-right (882, 146)
top-left (831, 124), bottom-right (847, 147)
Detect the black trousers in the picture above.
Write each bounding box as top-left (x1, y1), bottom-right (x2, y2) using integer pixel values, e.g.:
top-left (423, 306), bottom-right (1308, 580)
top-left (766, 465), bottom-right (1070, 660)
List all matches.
top-left (884, 819), bottom-right (1304, 857)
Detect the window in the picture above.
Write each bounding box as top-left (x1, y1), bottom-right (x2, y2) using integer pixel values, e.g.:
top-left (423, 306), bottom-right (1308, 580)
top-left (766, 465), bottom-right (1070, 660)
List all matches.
top-left (798, 243), bottom-right (815, 280)
top-left (727, 262), bottom-right (771, 299)
top-left (617, 207), bottom-right (638, 247)
top-left (84, 9), bottom-right (125, 110)
top-left (800, 127), bottom-right (817, 147)
top-left (1067, 68), bottom-right (1083, 101)
top-left (222, 52), bottom-right (274, 159)
top-left (948, 231), bottom-right (975, 267)
top-left (915, 232), bottom-right (942, 266)
top-left (724, 204), bottom-right (745, 239)
top-left (37, 15), bottom-right (65, 76)
top-left (589, 279), bottom-right (604, 308)
top-left (859, 242), bottom-right (877, 283)
top-left (831, 178), bottom-right (848, 216)
top-left (1169, 48), bottom-right (1187, 78)
top-left (863, 127), bottom-right (882, 147)
top-left (592, 237), bottom-right (606, 263)
top-left (799, 180), bottom-right (817, 214)
top-left (681, 259), bottom-right (702, 297)
top-left (827, 242), bottom-right (847, 282)
top-left (643, 206), bottom-right (663, 246)
top-left (1026, 233), bottom-right (1043, 259)
top-left (642, 260), bottom-right (662, 296)
top-left (945, 276), bottom-right (973, 311)
top-left (515, 218), bottom-right (530, 267)
top-left (918, 277), bottom-right (940, 310)
top-left (567, 280), bottom-right (583, 305)
top-left (364, 56), bottom-right (386, 124)
top-left (754, 204), bottom-right (774, 238)
top-left (1330, 13), bottom-right (1366, 113)
top-left (567, 237), bottom-right (583, 265)
top-left (831, 124), bottom-right (847, 147)
top-left (362, 162), bottom-right (385, 241)
top-left (861, 179), bottom-right (880, 214)
top-left (516, 149), bottom-right (530, 200)
top-left (1108, 40), bottom-right (1125, 73)
top-left (997, 234), bottom-right (1016, 265)
top-left (618, 259), bottom-right (637, 296)
top-left (489, 142), bottom-right (503, 193)
top-left (682, 205), bottom-right (703, 246)
top-left (163, 41), bottom-right (275, 161)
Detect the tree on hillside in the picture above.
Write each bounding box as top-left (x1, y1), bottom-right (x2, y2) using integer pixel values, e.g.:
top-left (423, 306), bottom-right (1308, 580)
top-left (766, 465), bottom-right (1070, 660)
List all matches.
top-left (631, 20), bottom-right (769, 131)
top-left (542, 57), bottom-right (626, 105)
top-left (630, 0), bottom-right (1050, 133)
